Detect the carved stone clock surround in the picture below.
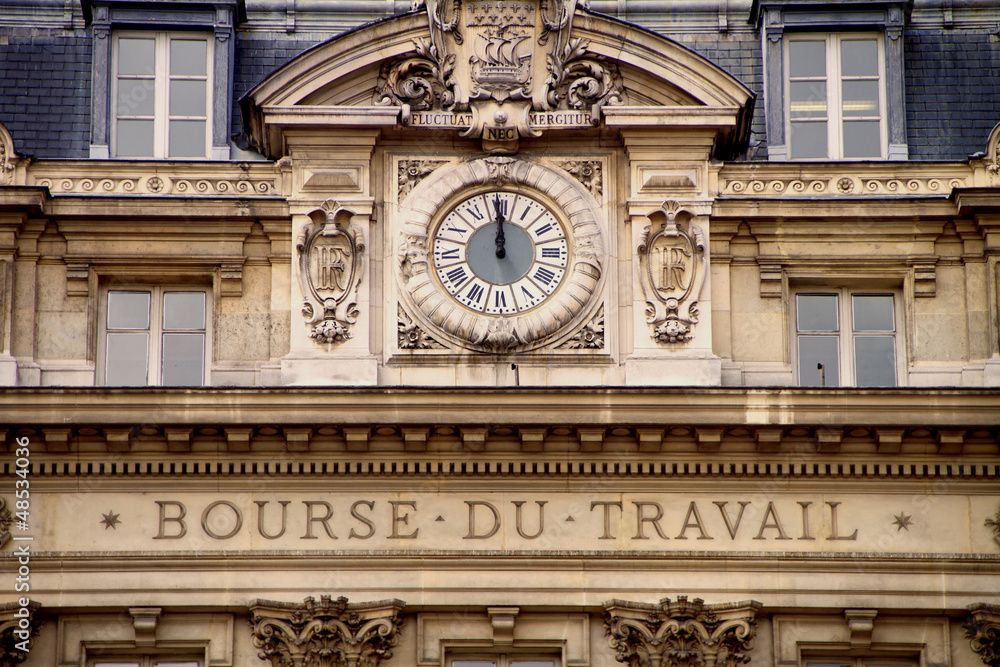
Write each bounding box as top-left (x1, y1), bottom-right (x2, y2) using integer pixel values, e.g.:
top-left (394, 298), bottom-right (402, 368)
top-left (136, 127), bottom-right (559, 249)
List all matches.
top-left (394, 155), bottom-right (606, 354)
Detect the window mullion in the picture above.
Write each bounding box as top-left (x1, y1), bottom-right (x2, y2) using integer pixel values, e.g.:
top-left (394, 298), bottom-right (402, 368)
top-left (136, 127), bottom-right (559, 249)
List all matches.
top-left (149, 286), bottom-right (164, 384)
top-left (841, 288), bottom-right (856, 386)
top-left (154, 34), bottom-right (168, 158)
top-left (828, 37), bottom-right (842, 160)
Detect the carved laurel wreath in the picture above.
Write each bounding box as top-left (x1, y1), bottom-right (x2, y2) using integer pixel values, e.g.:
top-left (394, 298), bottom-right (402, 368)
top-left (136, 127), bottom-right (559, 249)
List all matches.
top-left (395, 156), bottom-right (605, 353)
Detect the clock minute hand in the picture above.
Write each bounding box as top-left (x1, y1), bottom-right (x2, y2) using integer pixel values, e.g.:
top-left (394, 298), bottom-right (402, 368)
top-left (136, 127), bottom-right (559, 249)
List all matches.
top-left (493, 196), bottom-right (506, 259)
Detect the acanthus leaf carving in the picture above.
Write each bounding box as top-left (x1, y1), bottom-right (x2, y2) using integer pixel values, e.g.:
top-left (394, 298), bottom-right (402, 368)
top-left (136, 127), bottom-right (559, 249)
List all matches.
top-left (399, 160), bottom-right (449, 200)
top-left (541, 36), bottom-right (623, 112)
top-left (0, 600), bottom-right (41, 667)
top-left (557, 159), bottom-right (602, 197)
top-left (297, 201), bottom-right (366, 347)
top-left (637, 202), bottom-right (705, 345)
top-left (250, 596), bottom-right (405, 667)
top-left (604, 597), bottom-right (761, 667)
top-left (963, 603), bottom-right (1000, 667)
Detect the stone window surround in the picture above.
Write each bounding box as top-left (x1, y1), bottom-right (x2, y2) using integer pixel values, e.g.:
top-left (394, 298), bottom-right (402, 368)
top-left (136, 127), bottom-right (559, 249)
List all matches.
top-left (772, 612), bottom-right (950, 667)
top-left (85, 0), bottom-right (238, 160)
top-left (97, 284), bottom-right (213, 387)
top-left (417, 608), bottom-right (590, 667)
top-left (790, 285), bottom-right (905, 388)
top-left (57, 609), bottom-right (234, 667)
top-left (751, 0), bottom-right (909, 161)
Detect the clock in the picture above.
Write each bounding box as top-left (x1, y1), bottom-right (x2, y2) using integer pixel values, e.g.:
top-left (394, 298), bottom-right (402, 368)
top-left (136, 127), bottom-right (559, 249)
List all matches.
top-left (396, 157), bottom-right (605, 352)
top-left (431, 191), bottom-right (569, 315)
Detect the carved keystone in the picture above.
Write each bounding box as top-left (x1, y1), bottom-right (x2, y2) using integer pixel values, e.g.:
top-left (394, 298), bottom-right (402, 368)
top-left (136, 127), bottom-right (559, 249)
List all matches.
top-left (963, 603), bottom-right (1000, 667)
top-left (250, 596), bottom-right (405, 667)
top-left (845, 609), bottom-right (877, 649)
top-left (129, 607), bottom-right (161, 646)
top-left (604, 596), bottom-right (761, 667)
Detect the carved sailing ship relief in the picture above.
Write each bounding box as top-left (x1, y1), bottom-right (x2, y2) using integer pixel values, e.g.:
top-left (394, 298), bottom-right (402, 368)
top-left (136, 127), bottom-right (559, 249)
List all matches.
top-left (297, 201), bottom-right (366, 345)
top-left (375, 0), bottom-right (624, 152)
top-left (637, 202), bottom-right (706, 344)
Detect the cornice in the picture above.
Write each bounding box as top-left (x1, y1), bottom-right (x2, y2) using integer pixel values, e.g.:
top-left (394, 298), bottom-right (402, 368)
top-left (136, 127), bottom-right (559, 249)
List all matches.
top-left (1, 388), bottom-right (999, 461)
top-left (1, 387), bottom-right (998, 426)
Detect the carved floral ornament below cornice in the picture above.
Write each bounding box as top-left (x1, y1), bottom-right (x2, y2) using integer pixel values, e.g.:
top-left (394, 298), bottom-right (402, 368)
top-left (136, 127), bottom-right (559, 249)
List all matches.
top-left (963, 603), bottom-right (1000, 667)
top-left (604, 597), bottom-right (761, 667)
top-left (250, 596), bottom-right (405, 667)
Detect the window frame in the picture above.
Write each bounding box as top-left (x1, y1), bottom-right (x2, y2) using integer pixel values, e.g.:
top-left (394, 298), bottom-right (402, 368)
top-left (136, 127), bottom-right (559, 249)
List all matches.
top-left (86, 0), bottom-right (239, 160)
top-left (783, 33), bottom-right (888, 160)
top-left (447, 652), bottom-right (562, 667)
top-left (91, 655), bottom-right (203, 667)
top-left (97, 285), bottom-right (212, 386)
top-left (791, 286), bottom-right (904, 388)
top-left (110, 31), bottom-right (213, 159)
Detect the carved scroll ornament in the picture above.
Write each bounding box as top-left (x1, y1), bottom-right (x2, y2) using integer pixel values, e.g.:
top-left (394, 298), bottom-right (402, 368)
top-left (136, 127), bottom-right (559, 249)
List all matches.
top-left (375, 0), bottom-right (624, 131)
top-left (250, 596), bottom-right (405, 667)
top-left (964, 603), bottom-right (1000, 667)
top-left (637, 202), bottom-right (706, 344)
top-left (297, 201), bottom-right (366, 346)
top-left (604, 597), bottom-right (761, 667)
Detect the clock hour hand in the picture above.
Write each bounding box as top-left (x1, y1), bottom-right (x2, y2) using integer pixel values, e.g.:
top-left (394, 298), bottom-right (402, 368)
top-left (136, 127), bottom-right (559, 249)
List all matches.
top-left (493, 195), bottom-right (506, 259)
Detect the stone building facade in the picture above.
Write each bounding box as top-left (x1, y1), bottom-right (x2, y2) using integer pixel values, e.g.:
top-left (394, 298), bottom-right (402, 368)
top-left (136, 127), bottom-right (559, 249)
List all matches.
top-left (0, 3), bottom-right (999, 667)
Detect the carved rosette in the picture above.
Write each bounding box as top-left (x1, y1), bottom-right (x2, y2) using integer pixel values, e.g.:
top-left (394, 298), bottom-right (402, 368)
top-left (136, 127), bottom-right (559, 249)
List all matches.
top-left (604, 597), bottom-right (761, 667)
top-left (637, 202), bottom-right (706, 345)
top-left (398, 305), bottom-right (446, 350)
top-left (0, 600), bottom-right (41, 667)
top-left (250, 596), bottom-right (405, 667)
top-left (556, 305), bottom-right (604, 349)
top-left (297, 201), bottom-right (366, 346)
top-left (964, 604), bottom-right (1000, 667)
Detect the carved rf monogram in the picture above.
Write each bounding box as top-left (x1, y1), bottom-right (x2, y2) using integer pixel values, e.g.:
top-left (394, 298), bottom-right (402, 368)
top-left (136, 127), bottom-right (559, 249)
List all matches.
top-left (637, 202), bottom-right (705, 344)
top-left (297, 201), bottom-right (366, 345)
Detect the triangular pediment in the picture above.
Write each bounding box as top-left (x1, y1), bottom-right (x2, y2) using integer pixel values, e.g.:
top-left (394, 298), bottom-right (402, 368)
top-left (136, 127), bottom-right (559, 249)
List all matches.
top-left (243, 4), bottom-right (754, 157)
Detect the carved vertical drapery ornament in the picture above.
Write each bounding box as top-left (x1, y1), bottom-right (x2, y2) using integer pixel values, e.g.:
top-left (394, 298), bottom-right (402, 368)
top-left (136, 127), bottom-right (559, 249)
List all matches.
top-left (963, 604), bottom-right (1000, 667)
top-left (637, 202), bottom-right (706, 344)
top-left (0, 121), bottom-right (23, 186)
top-left (986, 503), bottom-right (1000, 547)
top-left (604, 597), bottom-right (761, 667)
top-left (297, 201), bottom-right (366, 345)
top-left (250, 596), bottom-right (405, 667)
top-left (0, 600), bottom-right (41, 667)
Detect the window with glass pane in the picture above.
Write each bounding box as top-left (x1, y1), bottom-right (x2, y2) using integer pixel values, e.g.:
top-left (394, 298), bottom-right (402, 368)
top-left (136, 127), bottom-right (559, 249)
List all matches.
top-left (795, 290), bottom-right (899, 387)
top-left (113, 32), bottom-right (210, 158)
top-left (103, 288), bottom-right (208, 386)
top-left (786, 35), bottom-right (885, 160)
top-left (450, 655), bottom-right (557, 667)
top-left (92, 656), bottom-right (200, 667)
top-left (852, 294), bottom-right (896, 387)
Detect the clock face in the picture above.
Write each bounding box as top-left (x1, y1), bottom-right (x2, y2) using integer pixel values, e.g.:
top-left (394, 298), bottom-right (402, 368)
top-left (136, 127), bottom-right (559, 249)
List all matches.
top-left (431, 191), bottom-right (570, 315)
